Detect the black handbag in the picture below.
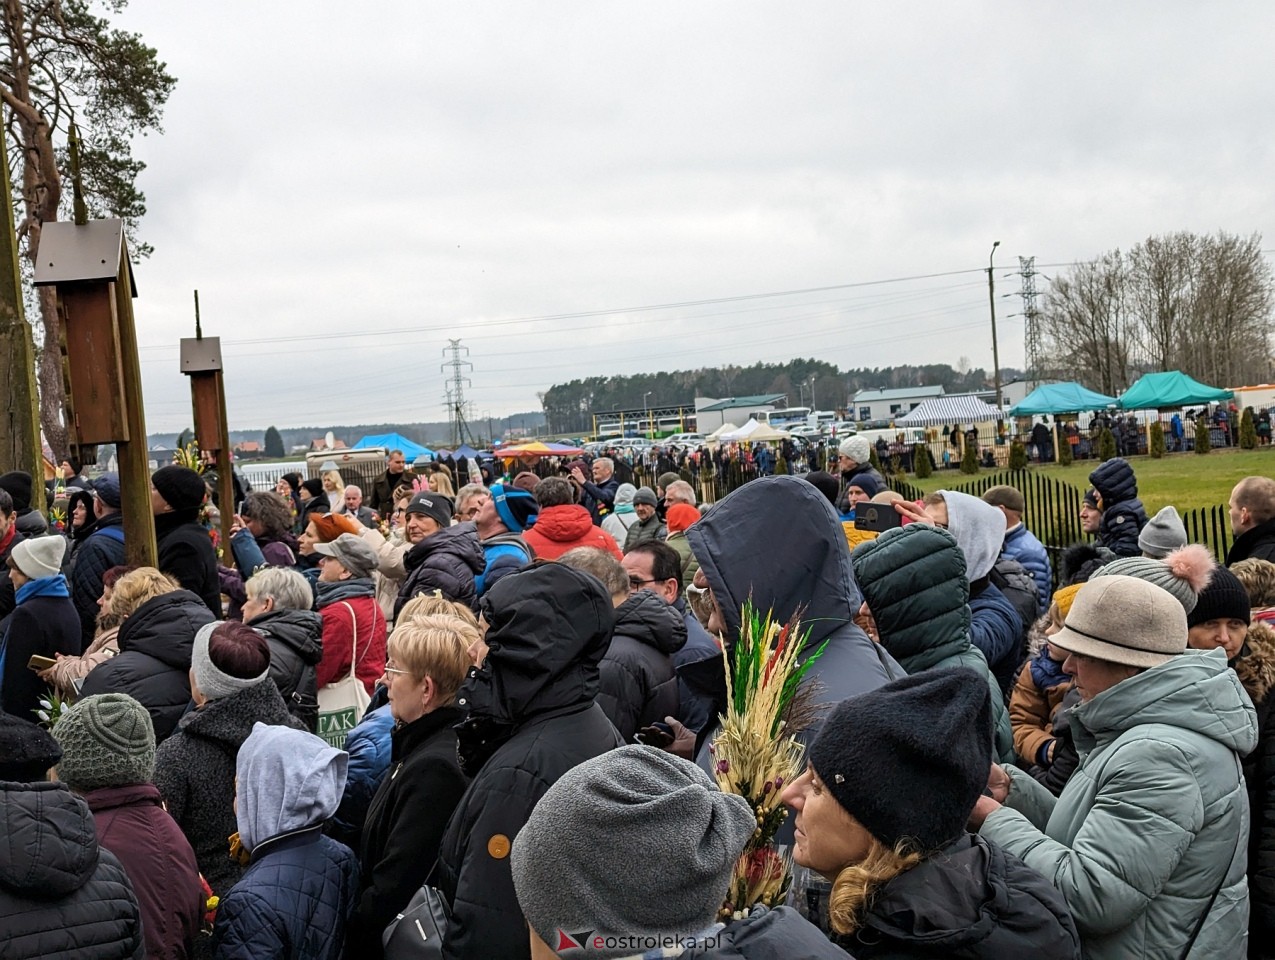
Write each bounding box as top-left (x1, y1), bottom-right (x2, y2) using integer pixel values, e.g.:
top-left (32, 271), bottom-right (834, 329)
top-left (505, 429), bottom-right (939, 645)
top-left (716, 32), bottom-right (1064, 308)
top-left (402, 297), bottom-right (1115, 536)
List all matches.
top-left (382, 885), bottom-right (451, 960)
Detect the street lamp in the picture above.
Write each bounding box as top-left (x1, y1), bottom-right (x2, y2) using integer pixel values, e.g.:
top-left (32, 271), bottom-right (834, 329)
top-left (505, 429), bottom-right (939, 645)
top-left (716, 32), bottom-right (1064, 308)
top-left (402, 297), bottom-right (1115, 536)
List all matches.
top-left (643, 391), bottom-right (653, 440)
top-left (987, 241), bottom-right (1003, 410)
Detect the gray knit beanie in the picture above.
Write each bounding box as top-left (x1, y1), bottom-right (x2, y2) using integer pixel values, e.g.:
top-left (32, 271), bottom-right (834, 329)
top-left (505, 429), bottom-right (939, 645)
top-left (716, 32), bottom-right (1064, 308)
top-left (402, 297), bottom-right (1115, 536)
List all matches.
top-left (191, 621), bottom-right (270, 701)
top-left (511, 745), bottom-right (755, 957)
top-left (1138, 506), bottom-right (1188, 559)
top-left (1093, 543), bottom-right (1214, 615)
top-left (54, 693), bottom-right (155, 791)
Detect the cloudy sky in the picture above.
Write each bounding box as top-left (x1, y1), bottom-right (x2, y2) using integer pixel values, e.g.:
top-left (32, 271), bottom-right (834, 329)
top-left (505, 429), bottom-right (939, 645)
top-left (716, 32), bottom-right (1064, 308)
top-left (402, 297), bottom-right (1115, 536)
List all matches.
top-left (117, 1), bottom-right (1275, 432)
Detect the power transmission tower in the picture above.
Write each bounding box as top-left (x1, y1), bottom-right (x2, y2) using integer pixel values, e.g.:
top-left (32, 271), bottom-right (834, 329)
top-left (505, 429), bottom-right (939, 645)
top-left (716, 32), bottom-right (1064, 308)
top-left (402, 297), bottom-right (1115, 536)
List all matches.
top-left (1017, 256), bottom-right (1042, 383)
top-left (441, 340), bottom-right (474, 447)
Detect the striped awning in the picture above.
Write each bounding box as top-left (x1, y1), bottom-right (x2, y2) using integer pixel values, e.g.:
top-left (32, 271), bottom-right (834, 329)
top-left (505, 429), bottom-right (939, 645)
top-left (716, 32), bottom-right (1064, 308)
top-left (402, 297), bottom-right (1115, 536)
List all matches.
top-left (895, 395), bottom-right (1001, 427)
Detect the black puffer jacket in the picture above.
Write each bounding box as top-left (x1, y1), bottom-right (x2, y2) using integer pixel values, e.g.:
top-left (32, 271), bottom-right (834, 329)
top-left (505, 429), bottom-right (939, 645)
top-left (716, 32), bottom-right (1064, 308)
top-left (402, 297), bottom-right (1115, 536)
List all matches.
top-left (155, 510), bottom-right (222, 616)
top-left (1088, 458), bottom-right (1147, 558)
top-left (79, 589), bottom-right (215, 742)
top-left (1, 592), bottom-right (82, 723)
top-left (394, 523), bottom-right (485, 617)
top-left (248, 607), bottom-right (324, 731)
top-left (432, 563), bottom-right (624, 960)
top-left (69, 513), bottom-right (126, 647)
top-left (152, 679), bottom-right (302, 898)
top-left (0, 780), bottom-right (145, 960)
top-left (347, 704), bottom-right (468, 959)
top-left (837, 834), bottom-right (1081, 959)
top-left (597, 589), bottom-right (687, 742)
top-left (683, 476), bottom-right (905, 770)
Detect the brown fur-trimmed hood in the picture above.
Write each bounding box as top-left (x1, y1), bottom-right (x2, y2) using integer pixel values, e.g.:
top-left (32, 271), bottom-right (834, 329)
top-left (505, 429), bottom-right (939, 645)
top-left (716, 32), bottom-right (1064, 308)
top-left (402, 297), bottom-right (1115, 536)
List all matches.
top-left (1236, 621), bottom-right (1275, 706)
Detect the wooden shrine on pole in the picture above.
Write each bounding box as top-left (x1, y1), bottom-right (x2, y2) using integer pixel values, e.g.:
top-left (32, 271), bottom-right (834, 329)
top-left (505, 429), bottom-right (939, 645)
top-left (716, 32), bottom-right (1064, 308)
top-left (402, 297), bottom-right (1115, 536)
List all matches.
top-left (33, 132), bottom-right (156, 566)
top-left (181, 291), bottom-right (234, 559)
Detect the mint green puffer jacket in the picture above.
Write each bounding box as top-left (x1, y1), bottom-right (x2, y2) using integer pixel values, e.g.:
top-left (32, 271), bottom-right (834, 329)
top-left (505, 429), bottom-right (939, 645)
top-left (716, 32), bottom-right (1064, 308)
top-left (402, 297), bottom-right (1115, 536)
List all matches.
top-left (981, 648), bottom-right (1257, 959)
top-left (851, 524), bottom-right (1014, 764)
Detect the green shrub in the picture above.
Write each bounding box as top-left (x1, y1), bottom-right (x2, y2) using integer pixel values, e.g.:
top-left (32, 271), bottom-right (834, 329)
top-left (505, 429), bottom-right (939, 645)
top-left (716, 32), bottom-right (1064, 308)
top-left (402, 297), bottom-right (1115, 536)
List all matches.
top-left (1195, 416), bottom-right (1211, 455)
top-left (1149, 421), bottom-right (1166, 458)
top-left (1098, 427), bottom-right (1117, 462)
top-left (1058, 433), bottom-right (1073, 466)
top-left (869, 445), bottom-right (883, 472)
top-left (1240, 408), bottom-right (1257, 449)
top-left (913, 443), bottom-right (933, 479)
top-left (889, 454), bottom-right (904, 478)
top-left (960, 439), bottom-right (980, 475)
top-left (1008, 440), bottom-right (1029, 471)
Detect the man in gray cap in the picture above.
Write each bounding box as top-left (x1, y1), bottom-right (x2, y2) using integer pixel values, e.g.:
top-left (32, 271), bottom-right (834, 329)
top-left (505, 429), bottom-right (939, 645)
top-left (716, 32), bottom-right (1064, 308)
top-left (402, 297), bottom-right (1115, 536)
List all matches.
top-left (511, 745), bottom-right (844, 959)
top-left (623, 487), bottom-right (666, 552)
top-left (835, 434), bottom-right (884, 517)
top-left (68, 472), bottom-right (126, 646)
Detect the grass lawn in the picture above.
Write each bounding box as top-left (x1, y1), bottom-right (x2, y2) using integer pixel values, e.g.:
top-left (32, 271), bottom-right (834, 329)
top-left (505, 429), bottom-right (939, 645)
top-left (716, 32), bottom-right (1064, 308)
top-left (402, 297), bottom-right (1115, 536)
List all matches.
top-left (903, 446), bottom-right (1275, 513)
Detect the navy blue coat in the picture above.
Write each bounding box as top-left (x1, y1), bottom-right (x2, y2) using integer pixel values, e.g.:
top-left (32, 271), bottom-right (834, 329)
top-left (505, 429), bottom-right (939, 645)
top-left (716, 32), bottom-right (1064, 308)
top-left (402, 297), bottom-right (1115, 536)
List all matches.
top-left (331, 704), bottom-right (394, 852)
top-left (1, 592), bottom-right (82, 722)
top-left (1088, 458), bottom-right (1148, 558)
top-left (211, 829), bottom-right (358, 960)
top-left (69, 515), bottom-right (126, 646)
top-left (970, 581), bottom-right (1025, 699)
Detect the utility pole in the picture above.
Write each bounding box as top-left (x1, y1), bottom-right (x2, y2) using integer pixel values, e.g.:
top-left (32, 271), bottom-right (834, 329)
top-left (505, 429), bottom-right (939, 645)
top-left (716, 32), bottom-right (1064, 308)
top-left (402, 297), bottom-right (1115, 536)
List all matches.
top-left (1017, 256), bottom-right (1041, 384)
top-left (0, 113), bottom-right (43, 506)
top-left (987, 241), bottom-right (1003, 409)
top-left (441, 340), bottom-right (474, 447)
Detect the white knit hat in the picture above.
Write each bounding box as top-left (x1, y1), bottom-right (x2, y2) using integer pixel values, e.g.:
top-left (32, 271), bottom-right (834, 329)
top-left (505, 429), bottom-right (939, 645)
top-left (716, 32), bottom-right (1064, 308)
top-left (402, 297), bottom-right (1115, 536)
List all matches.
top-left (10, 536), bottom-right (66, 579)
top-left (839, 435), bottom-right (871, 464)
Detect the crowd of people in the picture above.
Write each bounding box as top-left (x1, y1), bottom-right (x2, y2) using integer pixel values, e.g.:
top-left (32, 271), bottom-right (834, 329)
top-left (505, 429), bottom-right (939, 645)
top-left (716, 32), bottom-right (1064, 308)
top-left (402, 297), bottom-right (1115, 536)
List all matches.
top-left (2, 445), bottom-right (1275, 960)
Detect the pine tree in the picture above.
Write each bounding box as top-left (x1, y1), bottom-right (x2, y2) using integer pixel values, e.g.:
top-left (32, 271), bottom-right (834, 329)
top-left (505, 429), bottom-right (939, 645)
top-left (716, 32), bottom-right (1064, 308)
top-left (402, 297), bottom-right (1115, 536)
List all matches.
top-left (1195, 416), bottom-right (1212, 455)
top-left (1240, 408), bottom-right (1258, 449)
top-left (960, 439), bottom-right (979, 475)
top-left (1098, 428), bottom-right (1117, 462)
top-left (913, 443), bottom-right (932, 479)
top-left (263, 426), bottom-right (285, 458)
top-left (1008, 440), bottom-right (1029, 471)
top-left (1058, 433), bottom-right (1073, 466)
top-left (1149, 421), bottom-right (1166, 459)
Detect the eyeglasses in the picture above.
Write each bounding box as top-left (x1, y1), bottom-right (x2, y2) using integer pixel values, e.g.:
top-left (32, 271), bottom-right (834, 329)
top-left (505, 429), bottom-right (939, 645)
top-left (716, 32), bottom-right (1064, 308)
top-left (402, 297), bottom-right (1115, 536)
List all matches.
top-left (383, 659), bottom-right (412, 677)
top-left (628, 577), bottom-right (658, 589)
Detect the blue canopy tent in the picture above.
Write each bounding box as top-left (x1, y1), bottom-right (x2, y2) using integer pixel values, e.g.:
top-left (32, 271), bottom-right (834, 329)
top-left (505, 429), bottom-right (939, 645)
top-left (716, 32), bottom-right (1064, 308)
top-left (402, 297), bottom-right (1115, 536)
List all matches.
top-left (1116, 371), bottom-right (1233, 410)
top-left (351, 432), bottom-right (433, 459)
top-left (1008, 382), bottom-right (1118, 416)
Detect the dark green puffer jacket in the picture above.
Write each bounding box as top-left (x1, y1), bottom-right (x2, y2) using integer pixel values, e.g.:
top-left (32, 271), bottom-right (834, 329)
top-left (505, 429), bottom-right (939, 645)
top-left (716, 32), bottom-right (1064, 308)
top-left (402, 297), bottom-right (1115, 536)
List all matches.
top-left (852, 524), bottom-right (1014, 763)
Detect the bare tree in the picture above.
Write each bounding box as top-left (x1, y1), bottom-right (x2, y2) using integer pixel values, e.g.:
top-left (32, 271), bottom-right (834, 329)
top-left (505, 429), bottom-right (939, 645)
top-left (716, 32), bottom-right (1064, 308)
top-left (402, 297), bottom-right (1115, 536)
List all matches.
top-left (1041, 232), bottom-right (1273, 392)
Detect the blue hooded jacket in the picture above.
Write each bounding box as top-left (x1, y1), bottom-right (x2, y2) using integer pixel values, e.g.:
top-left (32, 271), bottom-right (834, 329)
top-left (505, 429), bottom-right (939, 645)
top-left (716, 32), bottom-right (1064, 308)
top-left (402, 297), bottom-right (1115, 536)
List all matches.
top-left (212, 724), bottom-right (359, 960)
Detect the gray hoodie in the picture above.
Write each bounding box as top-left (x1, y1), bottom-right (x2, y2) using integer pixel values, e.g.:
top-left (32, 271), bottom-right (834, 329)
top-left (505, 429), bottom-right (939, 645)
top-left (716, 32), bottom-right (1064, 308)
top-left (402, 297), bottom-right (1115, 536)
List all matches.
top-left (235, 722), bottom-right (348, 853)
top-left (939, 489), bottom-right (1006, 581)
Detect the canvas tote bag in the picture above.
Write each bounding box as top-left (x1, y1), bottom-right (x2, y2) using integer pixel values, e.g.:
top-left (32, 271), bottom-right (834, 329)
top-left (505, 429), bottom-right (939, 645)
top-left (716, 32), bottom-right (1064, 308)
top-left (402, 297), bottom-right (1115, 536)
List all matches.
top-left (317, 600), bottom-right (372, 747)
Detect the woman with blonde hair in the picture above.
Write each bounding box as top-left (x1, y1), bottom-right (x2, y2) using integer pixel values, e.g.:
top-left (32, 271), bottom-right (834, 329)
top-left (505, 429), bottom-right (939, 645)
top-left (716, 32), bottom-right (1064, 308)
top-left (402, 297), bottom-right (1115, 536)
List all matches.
top-left (428, 467), bottom-right (456, 498)
top-left (345, 613), bottom-right (474, 958)
top-left (78, 566), bottom-right (216, 741)
top-left (41, 564), bottom-right (144, 699)
top-left (782, 668), bottom-right (1080, 958)
top-left (321, 468), bottom-right (345, 511)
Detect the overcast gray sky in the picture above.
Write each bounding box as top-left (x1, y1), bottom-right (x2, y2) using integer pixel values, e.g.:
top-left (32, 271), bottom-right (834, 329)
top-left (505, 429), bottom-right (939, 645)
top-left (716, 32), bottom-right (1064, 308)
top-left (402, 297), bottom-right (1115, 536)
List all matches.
top-left (119, 0), bottom-right (1275, 432)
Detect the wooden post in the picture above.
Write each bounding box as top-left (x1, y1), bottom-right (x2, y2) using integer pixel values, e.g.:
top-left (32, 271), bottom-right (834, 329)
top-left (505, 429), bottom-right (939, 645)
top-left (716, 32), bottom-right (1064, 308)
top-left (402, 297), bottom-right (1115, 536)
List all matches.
top-left (34, 216), bottom-right (156, 567)
top-left (1051, 420), bottom-right (1060, 466)
top-left (181, 293), bottom-right (235, 560)
top-left (0, 113), bottom-right (45, 511)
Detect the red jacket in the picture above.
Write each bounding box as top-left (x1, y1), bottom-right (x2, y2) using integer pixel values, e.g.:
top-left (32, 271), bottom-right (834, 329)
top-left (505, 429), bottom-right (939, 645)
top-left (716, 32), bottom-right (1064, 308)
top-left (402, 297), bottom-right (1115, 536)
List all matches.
top-left (87, 783), bottom-right (203, 960)
top-left (318, 593), bottom-right (387, 695)
top-left (524, 505), bottom-right (623, 561)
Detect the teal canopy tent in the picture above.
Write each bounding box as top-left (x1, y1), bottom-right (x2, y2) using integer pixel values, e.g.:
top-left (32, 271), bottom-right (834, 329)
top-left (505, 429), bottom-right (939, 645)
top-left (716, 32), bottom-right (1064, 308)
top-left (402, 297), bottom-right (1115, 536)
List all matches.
top-left (1117, 371), bottom-right (1233, 410)
top-left (1009, 382), bottom-right (1117, 416)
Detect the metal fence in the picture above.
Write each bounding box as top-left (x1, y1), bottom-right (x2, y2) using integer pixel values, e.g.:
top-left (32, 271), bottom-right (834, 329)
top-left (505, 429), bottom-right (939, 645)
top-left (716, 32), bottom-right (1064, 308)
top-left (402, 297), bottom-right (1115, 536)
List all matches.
top-left (1181, 504), bottom-right (1234, 562)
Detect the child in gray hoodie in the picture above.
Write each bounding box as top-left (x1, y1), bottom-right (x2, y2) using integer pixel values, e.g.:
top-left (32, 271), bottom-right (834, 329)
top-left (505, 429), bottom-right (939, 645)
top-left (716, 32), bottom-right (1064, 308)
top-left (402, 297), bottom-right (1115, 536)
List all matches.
top-left (212, 723), bottom-right (360, 960)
